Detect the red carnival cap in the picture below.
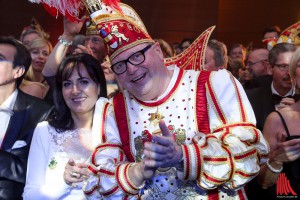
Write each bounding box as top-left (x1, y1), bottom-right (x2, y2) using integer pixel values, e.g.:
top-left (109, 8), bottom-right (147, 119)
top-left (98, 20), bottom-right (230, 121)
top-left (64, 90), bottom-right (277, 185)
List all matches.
top-left (262, 21), bottom-right (300, 50)
top-left (82, 1), bottom-right (154, 60)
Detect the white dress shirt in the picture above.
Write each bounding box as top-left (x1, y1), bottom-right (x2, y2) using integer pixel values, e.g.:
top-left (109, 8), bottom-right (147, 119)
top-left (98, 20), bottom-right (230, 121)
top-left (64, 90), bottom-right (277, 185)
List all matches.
top-left (0, 90), bottom-right (18, 146)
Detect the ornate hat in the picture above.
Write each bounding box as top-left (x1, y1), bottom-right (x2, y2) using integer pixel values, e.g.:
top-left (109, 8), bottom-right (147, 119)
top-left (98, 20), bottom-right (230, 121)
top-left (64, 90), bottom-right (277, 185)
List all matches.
top-left (28, 0), bottom-right (214, 70)
top-left (263, 21), bottom-right (300, 50)
top-left (85, 17), bottom-right (99, 36)
top-left (83, 1), bottom-right (154, 60)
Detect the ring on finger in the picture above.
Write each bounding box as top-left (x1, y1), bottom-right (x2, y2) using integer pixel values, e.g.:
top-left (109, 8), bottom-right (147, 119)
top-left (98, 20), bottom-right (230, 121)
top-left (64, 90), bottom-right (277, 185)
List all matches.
top-left (71, 171), bottom-right (79, 178)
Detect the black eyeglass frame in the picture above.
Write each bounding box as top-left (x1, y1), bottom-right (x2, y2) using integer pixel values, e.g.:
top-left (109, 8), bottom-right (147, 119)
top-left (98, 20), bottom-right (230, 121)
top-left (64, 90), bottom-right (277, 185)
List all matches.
top-left (246, 59), bottom-right (267, 67)
top-left (273, 63), bottom-right (290, 71)
top-left (111, 44), bottom-right (153, 75)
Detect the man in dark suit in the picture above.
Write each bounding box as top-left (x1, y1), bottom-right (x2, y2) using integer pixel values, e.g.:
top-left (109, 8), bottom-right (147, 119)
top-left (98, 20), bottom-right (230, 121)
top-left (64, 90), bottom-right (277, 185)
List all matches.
top-left (246, 43), bottom-right (297, 131)
top-left (243, 48), bottom-right (273, 90)
top-left (246, 43), bottom-right (298, 200)
top-left (0, 36), bottom-right (53, 200)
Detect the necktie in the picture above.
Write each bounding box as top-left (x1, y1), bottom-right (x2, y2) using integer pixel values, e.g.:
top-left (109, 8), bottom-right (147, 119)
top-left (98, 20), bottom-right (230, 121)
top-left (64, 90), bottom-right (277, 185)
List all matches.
top-left (272, 94), bottom-right (293, 105)
top-left (0, 107), bottom-right (14, 116)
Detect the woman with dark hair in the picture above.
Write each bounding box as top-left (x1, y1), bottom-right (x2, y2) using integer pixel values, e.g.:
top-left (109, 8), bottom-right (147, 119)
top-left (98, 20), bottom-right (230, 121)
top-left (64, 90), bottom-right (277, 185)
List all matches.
top-left (23, 53), bottom-right (107, 199)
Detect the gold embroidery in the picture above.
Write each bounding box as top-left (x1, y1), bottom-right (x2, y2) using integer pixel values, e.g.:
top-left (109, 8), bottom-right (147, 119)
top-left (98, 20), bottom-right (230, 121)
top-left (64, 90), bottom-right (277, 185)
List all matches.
top-left (148, 107), bottom-right (164, 127)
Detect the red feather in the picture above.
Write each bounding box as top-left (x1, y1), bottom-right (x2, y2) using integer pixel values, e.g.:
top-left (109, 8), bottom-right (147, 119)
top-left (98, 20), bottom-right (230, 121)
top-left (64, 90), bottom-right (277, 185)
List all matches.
top-left (35, 1), bottom-right (83, 22)
top-left (103, 0), bottom-right (122, 13)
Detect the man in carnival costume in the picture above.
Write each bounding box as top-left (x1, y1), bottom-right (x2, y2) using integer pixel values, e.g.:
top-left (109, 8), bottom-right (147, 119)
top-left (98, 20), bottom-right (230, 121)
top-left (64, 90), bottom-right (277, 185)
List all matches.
top-left (29, 0), bottom-right (269, 199)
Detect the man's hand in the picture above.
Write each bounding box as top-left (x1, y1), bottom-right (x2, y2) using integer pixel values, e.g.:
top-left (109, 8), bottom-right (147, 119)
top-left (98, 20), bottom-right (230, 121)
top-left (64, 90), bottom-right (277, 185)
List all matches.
top-left (128, 162), bottom-right (156, 187)
top-left (73, 44), bottom-right (93, 55)
top-left (143, 120), bottom-right (183, 168)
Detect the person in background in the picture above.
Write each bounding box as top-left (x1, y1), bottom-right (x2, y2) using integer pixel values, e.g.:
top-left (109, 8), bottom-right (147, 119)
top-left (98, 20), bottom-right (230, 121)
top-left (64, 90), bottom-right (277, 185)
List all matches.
top-left (204, 39), bottom-right (228, 71)
top-left (0, 36), bottom-right (53, 200)
top-left (43, 17), bottom-right (119, 99)
top-left (20, 17), bottom-right (50, 49)
top-left (20, 38), bottom-right (53, 99)
top-left (228, 43), bottom-right (247, 63)
top-left (263, 25), bottom-right (281, 40)
top-left (253, 47), bottom-right (300, 200)
top-left (246, 43), bottom-right (297, 131)
top-left (243, 48), bottom-right (272, 89)
top-left (172, 42), bottom-right (182, 55)
top-left (180, 38), bottom-right (194, 51)
top-left (154, 38), bottom-right (175, 58)
top-left (246, 48), bottom-right (272, 78)
top-left (23, 53), bottom-right (107, 199)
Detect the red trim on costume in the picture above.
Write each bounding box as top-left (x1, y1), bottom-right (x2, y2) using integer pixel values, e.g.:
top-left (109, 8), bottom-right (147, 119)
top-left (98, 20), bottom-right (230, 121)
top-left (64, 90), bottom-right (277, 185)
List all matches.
top-left (231, 75), bottom-right (246, 122)
top-left (207, 188), bottom-right (219, 200)
top-left (220, 130), bottom-right (230, 143)
top-left (234, 148), bottom-right (257, 160)
top-left (207, 79), bottom-right (226, 125)
top-left (193, 143), bottom-right (201, 179)
top-left (203, 157), bottom-right (227, 162)
top-left (235, 170), bottom-right (254, 178)
top-left (91, 143), bottom-right (121, 165)
top-left (84, 185), bottom-right (99, 196)
top-left (206, 135), bottom-right (218, 140)
top-left (196, 71), bottom-right (211, 134)
top-left (213, 123), bottom-right (256, 133)
top-left (124, 164), bottom-right (138, 191)
top-left (183, 145), bottom-right (190, 180)
top-left (101, 102), bottom-right (110, 143)
top-left (99, 168), bottom-right (115, 176)
top-left (222, 145), bottom-right (234, 180)
top-left (237, 188), bottom-right (246, 200)
top-left (135, 69), bottom-right (184, 106)
top-left (88, 165), bottom-right (98, 175)
top-left (116, 165), bottom-right (135, 195)
top-left (252, 128), bottom-right (259, 144)
top-left (203, 172), bottom-right (224, 184)
top-left (113, 93), bottom-right (135, 162)
top-left (102, 185), bottom-right (119, 197)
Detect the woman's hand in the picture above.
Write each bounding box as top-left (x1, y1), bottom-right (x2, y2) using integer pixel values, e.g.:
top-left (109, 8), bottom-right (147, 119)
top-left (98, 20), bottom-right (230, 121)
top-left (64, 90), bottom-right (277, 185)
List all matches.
top-left (63, 159), bottom-right (90, 185)
top-left (270, 134), bottom-right (300, 165)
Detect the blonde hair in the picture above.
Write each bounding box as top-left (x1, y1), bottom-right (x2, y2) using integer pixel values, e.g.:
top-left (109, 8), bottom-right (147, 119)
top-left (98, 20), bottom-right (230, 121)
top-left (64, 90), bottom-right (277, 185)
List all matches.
top-left (20, 18), bottom-right (50, 42)
top-left (25, 38), bottom-right (53, 82)
top-left (154, 38), bottom-right (174, 58)
top-left (289, 47), bottom-right (300, 92)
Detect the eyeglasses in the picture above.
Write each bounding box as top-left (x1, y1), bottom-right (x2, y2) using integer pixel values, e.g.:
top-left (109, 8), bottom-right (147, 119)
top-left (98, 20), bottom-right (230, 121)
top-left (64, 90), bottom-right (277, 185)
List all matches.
top-left (274, 63), bottom-right (289, 71)
top-left (246, 60), bottom-right (267, 67)
top-left (111, 44), bottom-right (152, 75)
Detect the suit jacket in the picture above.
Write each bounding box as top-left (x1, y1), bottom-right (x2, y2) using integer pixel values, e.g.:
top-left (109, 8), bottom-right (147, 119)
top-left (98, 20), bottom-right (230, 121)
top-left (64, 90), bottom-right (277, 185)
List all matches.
top-left (246, 86), bottom-right (300, 131)
top-left (246, 86), bottom-right (275, 131)
top-left (243, 75), bottom-right (273, 90)
top-left (0, 90), bottom-right (53, 200)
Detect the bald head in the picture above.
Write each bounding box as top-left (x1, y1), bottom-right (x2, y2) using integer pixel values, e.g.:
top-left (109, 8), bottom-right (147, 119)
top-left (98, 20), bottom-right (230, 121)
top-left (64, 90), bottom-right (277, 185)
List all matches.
top-left (246, 48), bottom-right (271, 77)
top-left (249, 49), bottom-right (269, 61)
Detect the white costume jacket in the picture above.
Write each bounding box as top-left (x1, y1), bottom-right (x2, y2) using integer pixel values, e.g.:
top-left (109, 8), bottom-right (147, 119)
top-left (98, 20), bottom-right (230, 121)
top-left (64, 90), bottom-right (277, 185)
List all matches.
top-left (83, 66), bottom-right (269, 199)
